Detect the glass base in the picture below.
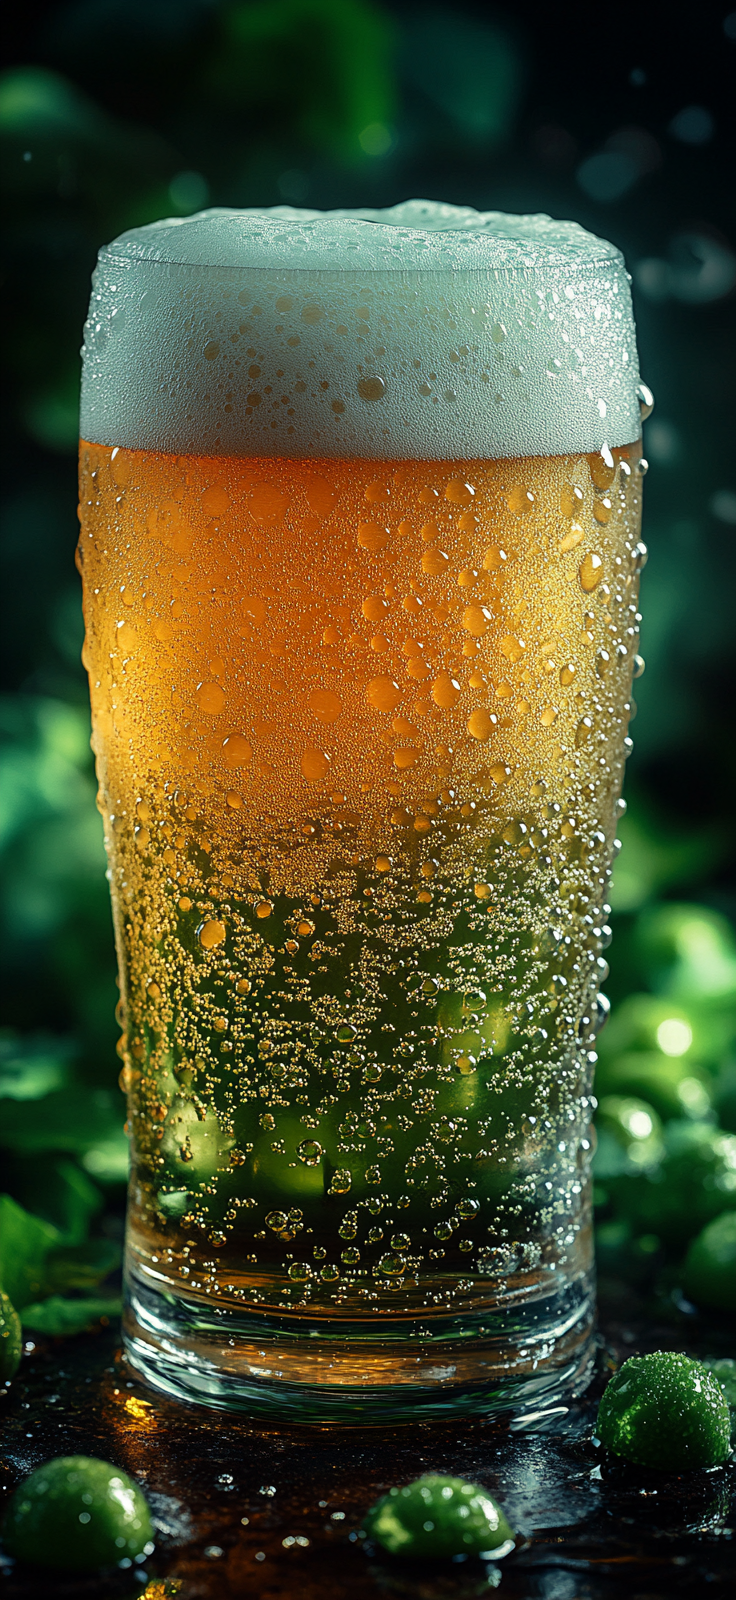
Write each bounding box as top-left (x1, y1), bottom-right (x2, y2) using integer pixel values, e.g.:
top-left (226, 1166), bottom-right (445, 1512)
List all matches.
top-left (123, 1266), bottom-right (596, 1425)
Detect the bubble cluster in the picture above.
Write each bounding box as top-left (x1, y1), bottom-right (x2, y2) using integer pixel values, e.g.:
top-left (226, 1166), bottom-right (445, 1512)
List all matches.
top-left (78, 437), bottom-right (643, 1318)
top-left (80, 201), bottom-right (641, 460)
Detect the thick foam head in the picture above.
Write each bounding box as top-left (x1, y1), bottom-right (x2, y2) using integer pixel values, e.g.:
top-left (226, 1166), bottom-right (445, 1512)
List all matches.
top-left (80, 201), bottom-right (641, 460)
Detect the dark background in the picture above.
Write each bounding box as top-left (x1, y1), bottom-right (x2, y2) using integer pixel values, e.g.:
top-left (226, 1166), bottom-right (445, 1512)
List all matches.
top-left (1, 0), bottom-right (735, 1118)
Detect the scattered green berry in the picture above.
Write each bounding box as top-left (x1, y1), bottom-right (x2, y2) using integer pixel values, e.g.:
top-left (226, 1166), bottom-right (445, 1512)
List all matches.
top-left (597, 1352), bottom-right (731, 1471)
top-left (0, 1290), bottom-right (22, 1382)
top-left (595, 1096), bottom-right (663, 1174)
top-left (364, 1473), bottom-right (515, 1560)
top-left (2, 1455), bottom-right (154, 1571)
top-left (683, 1211), bottom-right (736, 1312)
top-left (597, 1053), bottom-right (710, 1122)
top-left (615, 1124), bottom-right (736, 1242)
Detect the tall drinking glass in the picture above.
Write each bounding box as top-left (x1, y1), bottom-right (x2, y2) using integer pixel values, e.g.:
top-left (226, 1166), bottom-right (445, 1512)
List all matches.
top-left (78, 203), bottom-right (647, 1422)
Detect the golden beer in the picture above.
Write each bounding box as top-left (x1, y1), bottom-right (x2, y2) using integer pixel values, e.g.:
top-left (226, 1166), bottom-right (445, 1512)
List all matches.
top-left (79, 203), bottom-right (646, 1418)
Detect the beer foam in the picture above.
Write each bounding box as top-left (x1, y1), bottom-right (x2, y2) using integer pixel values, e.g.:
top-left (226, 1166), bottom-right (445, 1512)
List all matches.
top-left (80, 201), bottom-right (642, 459)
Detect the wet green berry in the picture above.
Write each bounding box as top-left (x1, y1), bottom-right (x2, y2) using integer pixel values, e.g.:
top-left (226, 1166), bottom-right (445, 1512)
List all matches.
top-left (2, 1456), bottom-right (154, 1571)
top-left (614, 1124), bottom-right (736, 1242)
top-left (683, 1211), bottom-right (736, 1312)
top-left (364, 1473), bottom-right (515, 1560)
top-left (597, 1352), bottom-right (731, 1471)
top-left (0, 1291), bottom-right (22, 1382)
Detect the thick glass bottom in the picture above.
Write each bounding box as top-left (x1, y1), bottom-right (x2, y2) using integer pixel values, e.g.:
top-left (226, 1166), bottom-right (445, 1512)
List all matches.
top-left (123, 1265), bottom-right (596, 1425)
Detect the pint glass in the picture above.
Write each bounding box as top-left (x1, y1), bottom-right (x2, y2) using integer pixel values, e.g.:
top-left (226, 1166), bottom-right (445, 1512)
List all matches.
top-left (78, 203), bottom-right (646, 1421)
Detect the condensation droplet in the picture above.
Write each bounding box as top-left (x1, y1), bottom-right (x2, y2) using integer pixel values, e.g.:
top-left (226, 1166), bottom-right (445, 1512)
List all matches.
top-left (300, 748), bottom-right (330, 782)
top-left (507, 485), bottom-right (535, 514)
top-left (196, 681), bottom-right (225, 715)
top-left (266, 1210), bottom-right (289, 1232)
top-left (444, 480), bottom-right (475, 504)
top-left (357, 377), bottom-right (386, 402)
top-left (431, 672), bottom-right (461, 709)
top-left (579, 552), bottom-right (603, 592)
top-left (297, 1139), bottom-right (322, 1166)
top-left (636, 381), bottom-right (655, 421)
top-left (222, 734), bottom-right (252, 767)
top-left (421, 547), bottom-right (449, 576)
top-left (467, 708), bottom-right (497, 742)
top-left (462, 605), bottom-right (492, 637)
top-left (367, 676), bottom-right (401, 713)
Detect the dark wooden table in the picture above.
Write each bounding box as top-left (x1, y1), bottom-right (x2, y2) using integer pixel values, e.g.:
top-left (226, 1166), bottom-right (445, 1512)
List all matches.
top-left (1, 1286), bottom-right (733, 1599)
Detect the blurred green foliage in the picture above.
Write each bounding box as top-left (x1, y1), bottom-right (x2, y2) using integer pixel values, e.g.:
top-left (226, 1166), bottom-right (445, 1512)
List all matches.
top-left (0, 0), bottom-right (734, 1341)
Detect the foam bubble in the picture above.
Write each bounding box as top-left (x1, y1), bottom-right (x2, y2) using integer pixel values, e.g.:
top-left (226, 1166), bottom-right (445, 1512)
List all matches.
top-left (80, 201), bottom-right (642, 460)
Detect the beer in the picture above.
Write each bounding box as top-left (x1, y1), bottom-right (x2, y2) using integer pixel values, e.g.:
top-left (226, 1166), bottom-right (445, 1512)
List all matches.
top-left (79, 203), bottom-right (646, 1419)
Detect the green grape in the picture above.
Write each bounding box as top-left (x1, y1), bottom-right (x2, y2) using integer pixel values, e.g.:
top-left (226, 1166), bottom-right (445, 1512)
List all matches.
top-left (597, 1352), bottom-right (731, 1471)
top-left (595, 1052), bottom-right (711, 1123)
top-left (683, 1212), bottom-right (736, 1312)
top-left (364, 1473), bottom-right (515, 1560)
top-left (613, 1123), bottom-right (736, 1242)
top-left (2, 1456), bottom-right (154, 1571)
top-left (595, 1096), bottom-right (663, 1176)
top-left (596, 995), bottom-right (697, 1063)
top-left (0, 1290), bottom-right (22, 1382)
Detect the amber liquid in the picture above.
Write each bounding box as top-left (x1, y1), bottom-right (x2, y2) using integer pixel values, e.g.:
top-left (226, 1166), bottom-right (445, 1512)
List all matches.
top-left (79, 441), bottom-right (641, 1340)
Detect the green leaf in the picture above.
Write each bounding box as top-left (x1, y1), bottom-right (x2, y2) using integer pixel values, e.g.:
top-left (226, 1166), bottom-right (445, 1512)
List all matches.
top-left (6, 1156), bottom-right (103, 1245)
top-left (0, 1086), bottom-right (127, 1165)
top-left (46, 1237), bottom-right (122, 1294)
top-left (609, 804), bottom-right (724, 913)
top-left (21, 1295), bottom-right (121, 1337)
top-left (0, 1031), bottom-right (72, 1100)
top-left (0, 1195), bottom-right (59, 1309)
top-left (0, 1195), bottom-right (119, 1312)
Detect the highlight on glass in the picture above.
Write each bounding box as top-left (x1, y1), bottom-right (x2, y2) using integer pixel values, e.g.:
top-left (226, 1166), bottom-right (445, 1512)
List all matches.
top-left (77, 201), bottom-right (648, 1421)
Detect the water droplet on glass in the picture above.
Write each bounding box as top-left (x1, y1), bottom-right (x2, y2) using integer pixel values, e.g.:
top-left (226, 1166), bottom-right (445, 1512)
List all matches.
top-left (297, 1139), bottom-right (322, 1167)
top-left (467, 708), bottom-right (496, 741)
top-left (579, 552), bottom-right (603, 592)
top-left (357, 377), bottom-right (386, 402)
top-left (222, 734), bottom-right (252, 767)
top-left (507, 485), bottom-right (535, 514)
top-left (266, 1210), bottom-right (289, 1232)
top-left (300, 748), bottom-right (330, 782)
top-left (432, 672), bottom-right (461, 709)
top-left (636, 381), bottom-right (655, 420)
top-left (444, 480), bottom-right (475, 504)
top-left (367, 676), bottom-right (401, 713)
top-left (196, 681), bottom-right (225, 715)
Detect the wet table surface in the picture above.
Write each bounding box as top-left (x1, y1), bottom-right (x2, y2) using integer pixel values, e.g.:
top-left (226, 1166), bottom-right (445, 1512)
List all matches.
top-left (1, 1289), bottom-right (733, 1600)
